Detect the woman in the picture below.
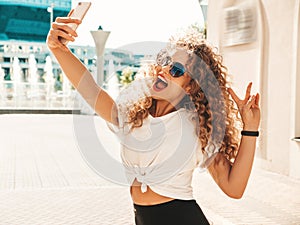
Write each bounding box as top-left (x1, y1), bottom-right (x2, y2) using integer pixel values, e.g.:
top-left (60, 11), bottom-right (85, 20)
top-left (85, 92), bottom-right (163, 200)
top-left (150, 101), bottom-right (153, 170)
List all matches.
top-left (47, 17), bottom-right (260, 225)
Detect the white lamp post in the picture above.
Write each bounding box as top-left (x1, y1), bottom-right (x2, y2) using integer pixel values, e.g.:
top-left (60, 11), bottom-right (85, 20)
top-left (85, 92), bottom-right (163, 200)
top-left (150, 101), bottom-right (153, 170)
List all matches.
top-left (47, 3), bottom-right (55, 28)
top-left (90, 29), bottom-right (110, 87)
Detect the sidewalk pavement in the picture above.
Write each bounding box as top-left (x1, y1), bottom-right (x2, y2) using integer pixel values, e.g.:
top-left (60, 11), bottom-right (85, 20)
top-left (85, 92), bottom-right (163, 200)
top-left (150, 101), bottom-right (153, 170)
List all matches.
top-left (0, 114), bottom-right (299, 225)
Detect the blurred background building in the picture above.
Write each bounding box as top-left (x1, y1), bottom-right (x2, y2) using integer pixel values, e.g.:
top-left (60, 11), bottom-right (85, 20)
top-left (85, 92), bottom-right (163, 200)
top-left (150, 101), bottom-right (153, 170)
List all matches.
top-left (0, 0), bottom-right (143, 110)
top-left (0, 0), bottom-right (71, 41)
top-left (207, 0), bottom-right (300, 179)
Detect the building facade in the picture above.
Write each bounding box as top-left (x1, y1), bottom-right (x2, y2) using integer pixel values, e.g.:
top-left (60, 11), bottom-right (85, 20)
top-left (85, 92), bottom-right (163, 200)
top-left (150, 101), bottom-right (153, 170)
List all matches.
top-left (207, 0), bottom-right (300, 179)
top-left (0, 0), bottom-right (71, 41)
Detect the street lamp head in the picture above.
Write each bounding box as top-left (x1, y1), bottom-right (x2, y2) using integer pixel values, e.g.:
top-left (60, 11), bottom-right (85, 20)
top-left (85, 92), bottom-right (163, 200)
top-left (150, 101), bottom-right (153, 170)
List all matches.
top-left (47, 3), bottom-right (55, 12)
top-left (198, 0), bottom-right (208, 5)
top-left (198, 0), bottom-right (208, 23)
top-left (47, 7), bottom-right (53, 13)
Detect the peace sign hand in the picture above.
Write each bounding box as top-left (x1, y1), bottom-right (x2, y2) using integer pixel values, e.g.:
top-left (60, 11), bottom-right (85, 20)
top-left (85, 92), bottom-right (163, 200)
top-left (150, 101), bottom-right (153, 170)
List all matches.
top-left (228, 82), bottom-right (261, 131)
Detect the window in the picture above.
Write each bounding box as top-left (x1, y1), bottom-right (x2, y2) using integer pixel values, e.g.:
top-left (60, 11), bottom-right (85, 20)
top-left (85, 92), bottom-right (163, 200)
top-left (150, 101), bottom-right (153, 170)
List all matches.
top-left (4, 57), bottom-right (10, 63)
top-left (19, 58), bottom-right (27, 63)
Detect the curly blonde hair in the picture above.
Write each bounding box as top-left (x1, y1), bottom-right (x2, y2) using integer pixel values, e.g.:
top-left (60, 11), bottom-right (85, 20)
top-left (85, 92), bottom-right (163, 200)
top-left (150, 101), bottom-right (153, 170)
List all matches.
top-left (124, 29), bottom-right (241, 163)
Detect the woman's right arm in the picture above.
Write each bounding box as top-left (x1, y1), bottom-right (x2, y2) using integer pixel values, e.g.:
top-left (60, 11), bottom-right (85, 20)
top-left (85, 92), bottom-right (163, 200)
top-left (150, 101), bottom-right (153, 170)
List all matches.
top-left (46, 17), bottom-right (118, 125)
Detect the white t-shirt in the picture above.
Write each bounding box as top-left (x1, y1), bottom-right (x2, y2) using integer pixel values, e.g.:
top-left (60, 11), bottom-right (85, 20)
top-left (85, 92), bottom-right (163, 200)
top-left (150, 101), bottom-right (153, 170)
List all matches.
top-left (108, 108), bottom-right (217, 200)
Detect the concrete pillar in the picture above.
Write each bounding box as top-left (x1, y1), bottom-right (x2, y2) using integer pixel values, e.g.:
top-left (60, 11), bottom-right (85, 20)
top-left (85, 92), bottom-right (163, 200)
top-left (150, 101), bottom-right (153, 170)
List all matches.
top-left (90, 30), bottom-right (110, 87)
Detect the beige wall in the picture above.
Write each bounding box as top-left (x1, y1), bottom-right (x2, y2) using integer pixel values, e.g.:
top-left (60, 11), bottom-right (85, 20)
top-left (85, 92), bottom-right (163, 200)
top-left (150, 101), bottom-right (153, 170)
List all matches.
top-left (290, 1), bottom-right (300, 178)
top-left (207, 0), bottom-right (300, 179)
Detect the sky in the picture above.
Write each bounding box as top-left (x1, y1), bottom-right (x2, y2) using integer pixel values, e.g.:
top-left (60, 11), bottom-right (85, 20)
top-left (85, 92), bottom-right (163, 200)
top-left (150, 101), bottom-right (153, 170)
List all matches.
top-left (71, 0), bottom-right (205, 51)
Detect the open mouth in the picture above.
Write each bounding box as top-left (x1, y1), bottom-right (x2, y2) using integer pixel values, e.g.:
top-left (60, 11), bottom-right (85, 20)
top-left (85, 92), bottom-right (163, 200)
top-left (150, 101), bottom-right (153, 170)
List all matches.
top-left (153, 75), bottom-right (168, 92)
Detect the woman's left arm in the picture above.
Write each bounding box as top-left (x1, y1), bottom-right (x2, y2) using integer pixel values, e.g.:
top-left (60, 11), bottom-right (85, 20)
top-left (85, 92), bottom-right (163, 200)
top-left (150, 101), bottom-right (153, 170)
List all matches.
top-left (208, 82), bottom-right (261, 199)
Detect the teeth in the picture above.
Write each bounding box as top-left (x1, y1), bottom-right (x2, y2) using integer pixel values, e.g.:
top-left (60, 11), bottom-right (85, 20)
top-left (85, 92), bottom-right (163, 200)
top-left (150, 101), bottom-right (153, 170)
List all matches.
top-left (158, 75), bottom-right (167, 84)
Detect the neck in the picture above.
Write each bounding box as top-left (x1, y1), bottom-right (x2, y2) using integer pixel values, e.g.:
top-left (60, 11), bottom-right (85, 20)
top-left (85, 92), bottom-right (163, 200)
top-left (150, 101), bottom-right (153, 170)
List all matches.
top-left (152, 99), bottom-right (177, 117)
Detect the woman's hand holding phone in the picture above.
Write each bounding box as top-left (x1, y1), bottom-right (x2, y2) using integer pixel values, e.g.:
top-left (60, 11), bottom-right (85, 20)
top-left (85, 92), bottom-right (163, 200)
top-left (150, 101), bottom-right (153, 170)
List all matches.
top-left (46, 2), bottom-right (91, 51)
top-left (46, 17), bottom-right (81, 52)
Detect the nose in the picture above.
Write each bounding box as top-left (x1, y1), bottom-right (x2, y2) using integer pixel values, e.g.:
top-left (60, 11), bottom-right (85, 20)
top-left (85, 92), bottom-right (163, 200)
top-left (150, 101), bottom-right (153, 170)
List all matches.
top-left (155, 64), bottom-right (169, 76)
top-left (155, 64), bottom-right (162, 72)
top-left (160, 65), bottom-right (171, 76)
top-left (155, 64), bottom-right (171, 77)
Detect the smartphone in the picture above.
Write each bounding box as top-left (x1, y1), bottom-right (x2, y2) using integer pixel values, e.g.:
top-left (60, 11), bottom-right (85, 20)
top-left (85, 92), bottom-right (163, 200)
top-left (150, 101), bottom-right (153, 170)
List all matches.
top-left (60, 2), bottom-right (92, 45)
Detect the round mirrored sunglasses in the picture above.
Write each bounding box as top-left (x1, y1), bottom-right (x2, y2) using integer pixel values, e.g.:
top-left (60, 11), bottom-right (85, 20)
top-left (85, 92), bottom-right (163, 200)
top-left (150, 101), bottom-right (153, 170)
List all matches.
top-left (156, 50), bottom-right (187, 78)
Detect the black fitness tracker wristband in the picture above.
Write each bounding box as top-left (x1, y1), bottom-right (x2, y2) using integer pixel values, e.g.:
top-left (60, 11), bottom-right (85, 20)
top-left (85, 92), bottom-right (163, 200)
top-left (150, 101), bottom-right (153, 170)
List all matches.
top-left (241, 130), bottom-right (259, 137)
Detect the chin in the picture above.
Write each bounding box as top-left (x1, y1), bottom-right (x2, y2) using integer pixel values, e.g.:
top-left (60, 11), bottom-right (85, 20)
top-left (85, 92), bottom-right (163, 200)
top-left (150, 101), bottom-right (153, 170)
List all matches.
top-left (150, 88), bottom-right (167, 100)
top-left (150, 94), bottom-right (164, 101)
